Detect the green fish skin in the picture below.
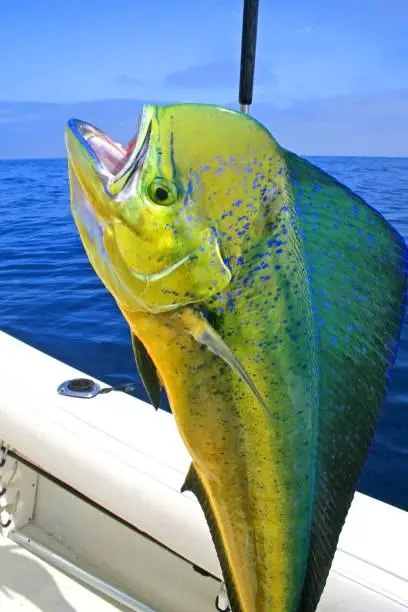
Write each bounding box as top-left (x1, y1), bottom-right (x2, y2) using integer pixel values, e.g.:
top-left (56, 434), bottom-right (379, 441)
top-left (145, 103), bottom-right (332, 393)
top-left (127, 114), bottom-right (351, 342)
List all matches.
top-left (65, 104), bottom-right (407, 612)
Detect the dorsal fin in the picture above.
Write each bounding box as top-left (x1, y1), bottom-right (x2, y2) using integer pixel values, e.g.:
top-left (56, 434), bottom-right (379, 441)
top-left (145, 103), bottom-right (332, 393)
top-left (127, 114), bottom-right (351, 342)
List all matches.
top-left (283, 151), bottom-right (407, 611)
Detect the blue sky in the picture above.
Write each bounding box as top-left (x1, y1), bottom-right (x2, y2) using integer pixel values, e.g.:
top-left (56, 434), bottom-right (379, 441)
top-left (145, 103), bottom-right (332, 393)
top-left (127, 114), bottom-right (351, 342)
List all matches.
top-left (1, 0), bottom-right (408, 155)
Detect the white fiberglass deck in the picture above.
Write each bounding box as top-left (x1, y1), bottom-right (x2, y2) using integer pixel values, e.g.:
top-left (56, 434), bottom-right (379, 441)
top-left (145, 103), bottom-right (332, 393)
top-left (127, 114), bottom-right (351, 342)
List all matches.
top-left (0, 536), bottom-right (127, 612)
top-left (0, 330), bottom-right (407, 611)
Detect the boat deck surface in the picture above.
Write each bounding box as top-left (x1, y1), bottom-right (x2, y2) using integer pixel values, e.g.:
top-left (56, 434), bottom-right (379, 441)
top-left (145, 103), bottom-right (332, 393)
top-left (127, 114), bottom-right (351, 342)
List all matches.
top-left (0, 537), bottom-right (124, 612)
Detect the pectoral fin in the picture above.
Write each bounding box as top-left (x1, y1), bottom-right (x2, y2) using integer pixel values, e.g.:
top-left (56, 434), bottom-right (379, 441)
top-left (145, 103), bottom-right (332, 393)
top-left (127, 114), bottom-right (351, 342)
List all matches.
top-left (181, 309), bottom-right (272, 421)
top-left (131, 331), bottom-right (162, 410)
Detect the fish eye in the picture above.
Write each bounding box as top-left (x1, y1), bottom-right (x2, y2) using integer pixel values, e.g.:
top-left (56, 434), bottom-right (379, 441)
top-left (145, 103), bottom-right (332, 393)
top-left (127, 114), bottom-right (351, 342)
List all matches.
top-left (146, 178), bottom-right (179, 206)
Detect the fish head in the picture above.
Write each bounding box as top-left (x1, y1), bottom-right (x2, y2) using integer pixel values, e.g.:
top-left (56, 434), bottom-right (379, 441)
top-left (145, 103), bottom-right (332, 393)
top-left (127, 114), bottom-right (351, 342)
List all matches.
top-left (65, 104), bottom-right (282, 313)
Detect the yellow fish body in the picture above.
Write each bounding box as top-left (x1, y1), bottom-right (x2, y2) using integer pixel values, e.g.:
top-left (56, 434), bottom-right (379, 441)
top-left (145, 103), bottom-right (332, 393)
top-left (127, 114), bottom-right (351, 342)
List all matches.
top-left (65, 104), bottom-right (407, 611)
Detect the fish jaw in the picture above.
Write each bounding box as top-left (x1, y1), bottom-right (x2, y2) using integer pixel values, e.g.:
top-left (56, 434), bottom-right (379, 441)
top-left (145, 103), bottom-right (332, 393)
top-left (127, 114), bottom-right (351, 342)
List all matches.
top-left (65, 106), bottom-right (232, 313)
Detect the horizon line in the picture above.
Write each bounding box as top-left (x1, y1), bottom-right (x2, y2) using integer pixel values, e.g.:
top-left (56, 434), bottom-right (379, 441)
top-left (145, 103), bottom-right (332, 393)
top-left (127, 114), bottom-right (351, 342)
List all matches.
top-left (2, 154), bottom-right (408, 162)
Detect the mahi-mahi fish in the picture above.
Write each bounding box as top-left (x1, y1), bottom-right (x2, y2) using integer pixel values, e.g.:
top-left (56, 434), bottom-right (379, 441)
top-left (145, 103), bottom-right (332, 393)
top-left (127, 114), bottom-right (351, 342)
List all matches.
top-left (65, 104), bottom-right (407, 612)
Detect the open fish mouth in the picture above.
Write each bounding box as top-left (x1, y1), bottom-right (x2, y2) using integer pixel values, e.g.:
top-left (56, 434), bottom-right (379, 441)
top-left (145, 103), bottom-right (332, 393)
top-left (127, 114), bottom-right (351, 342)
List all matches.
top-left (67, 113), bottom-right (194, 286)
top-left (66, 105), bottom-right (153, 190)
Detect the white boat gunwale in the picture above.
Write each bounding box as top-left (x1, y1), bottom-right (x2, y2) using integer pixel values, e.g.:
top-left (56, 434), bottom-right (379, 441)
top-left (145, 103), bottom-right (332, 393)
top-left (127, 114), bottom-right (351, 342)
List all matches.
top-left (0, 330), bottom-right (407, 611)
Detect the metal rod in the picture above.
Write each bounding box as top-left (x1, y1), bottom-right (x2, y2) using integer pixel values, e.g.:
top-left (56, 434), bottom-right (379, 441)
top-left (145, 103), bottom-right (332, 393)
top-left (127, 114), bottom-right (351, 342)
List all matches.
top-left (239, 0), bottom-right (260, 113)
top-left (9, 531), bottom-right (158, 612)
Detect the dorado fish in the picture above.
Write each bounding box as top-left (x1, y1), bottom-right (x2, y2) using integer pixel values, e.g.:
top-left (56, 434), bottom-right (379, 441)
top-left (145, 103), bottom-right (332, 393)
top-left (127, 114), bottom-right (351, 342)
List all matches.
top-left (65, 104), bottom-right (407, 612)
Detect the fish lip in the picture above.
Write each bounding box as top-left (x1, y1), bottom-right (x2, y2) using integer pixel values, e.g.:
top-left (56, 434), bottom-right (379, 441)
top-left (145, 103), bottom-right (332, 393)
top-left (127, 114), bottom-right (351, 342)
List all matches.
top-left (66, 118), bottom-right (118, 177)
top-left (66, 107), bottom-right (152, 186)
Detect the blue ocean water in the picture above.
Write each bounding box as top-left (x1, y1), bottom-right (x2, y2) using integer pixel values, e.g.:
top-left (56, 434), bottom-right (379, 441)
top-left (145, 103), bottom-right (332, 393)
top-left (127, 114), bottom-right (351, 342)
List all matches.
top-left (0, 156), bottom-right (407, 511)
